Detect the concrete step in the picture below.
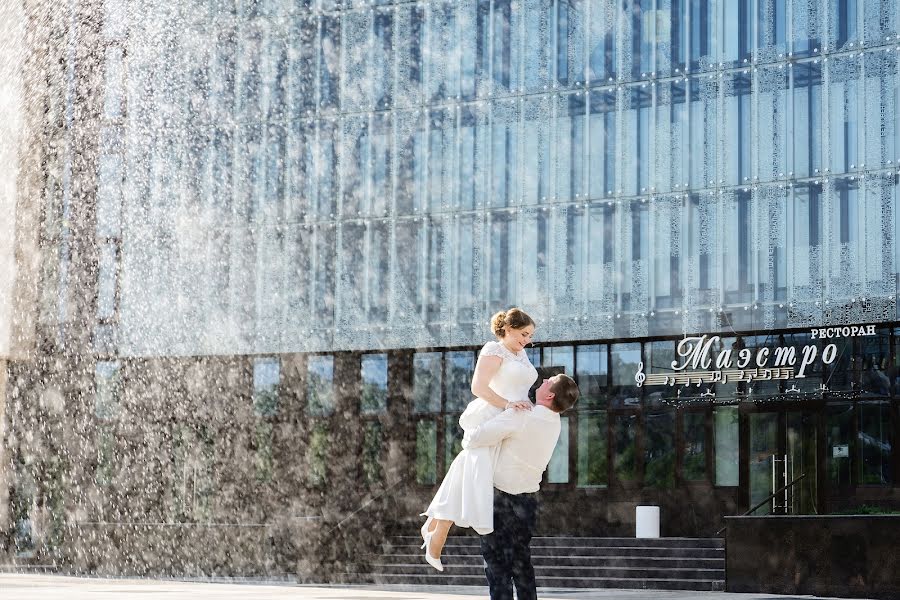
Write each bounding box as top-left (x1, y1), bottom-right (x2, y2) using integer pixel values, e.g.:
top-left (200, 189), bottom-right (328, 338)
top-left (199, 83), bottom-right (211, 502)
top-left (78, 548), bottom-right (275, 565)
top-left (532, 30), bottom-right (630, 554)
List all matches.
top-left (386, 543), bottom-right (725, 559)
top-left (358, 572), bottom-right (726, 591)
top-left (368, 536), bottom-right (725, 591)
top-left (388, 535), bottom-right (724, 549)
top-left (368, 563), bottom-right (724, 580)
top-left (373, 553), bottom-right (724, 569)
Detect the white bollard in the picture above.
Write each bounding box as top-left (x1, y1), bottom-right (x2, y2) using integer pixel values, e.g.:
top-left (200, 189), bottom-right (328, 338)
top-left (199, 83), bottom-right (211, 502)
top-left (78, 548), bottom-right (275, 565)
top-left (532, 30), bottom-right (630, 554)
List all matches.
top-left (636, 505), bottom-right (660, 538)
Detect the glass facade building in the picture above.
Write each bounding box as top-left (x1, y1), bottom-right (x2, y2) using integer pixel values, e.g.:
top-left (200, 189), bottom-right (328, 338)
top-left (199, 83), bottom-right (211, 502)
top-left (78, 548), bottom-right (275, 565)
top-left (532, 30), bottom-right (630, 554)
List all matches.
top-left (3, 0), bottom-right (900, 576)
top-left (102, 0), bottom-right (900, 355)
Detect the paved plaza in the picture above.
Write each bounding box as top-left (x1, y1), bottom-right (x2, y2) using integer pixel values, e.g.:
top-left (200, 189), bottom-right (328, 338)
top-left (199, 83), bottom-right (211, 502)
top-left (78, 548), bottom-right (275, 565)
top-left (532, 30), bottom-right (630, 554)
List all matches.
top-left (0, 575), bottom-right (870, 600)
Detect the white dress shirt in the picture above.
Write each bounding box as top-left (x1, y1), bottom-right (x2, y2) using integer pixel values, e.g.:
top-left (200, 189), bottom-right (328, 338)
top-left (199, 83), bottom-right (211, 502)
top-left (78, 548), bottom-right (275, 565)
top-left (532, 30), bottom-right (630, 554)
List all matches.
top-left (464, 405), bottom-right (561, 495)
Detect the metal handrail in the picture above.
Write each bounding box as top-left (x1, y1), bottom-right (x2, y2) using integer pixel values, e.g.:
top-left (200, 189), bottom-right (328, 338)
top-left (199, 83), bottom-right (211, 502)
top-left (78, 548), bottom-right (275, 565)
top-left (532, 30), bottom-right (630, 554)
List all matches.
top-left (716, 472), bottom-right (806, 535)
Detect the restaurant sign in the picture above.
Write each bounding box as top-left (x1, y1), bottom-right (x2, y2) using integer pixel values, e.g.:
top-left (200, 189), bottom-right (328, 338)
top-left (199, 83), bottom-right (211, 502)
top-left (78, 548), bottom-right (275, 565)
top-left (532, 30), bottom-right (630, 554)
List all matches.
top-left (634, 324), bottom-right (878, 388)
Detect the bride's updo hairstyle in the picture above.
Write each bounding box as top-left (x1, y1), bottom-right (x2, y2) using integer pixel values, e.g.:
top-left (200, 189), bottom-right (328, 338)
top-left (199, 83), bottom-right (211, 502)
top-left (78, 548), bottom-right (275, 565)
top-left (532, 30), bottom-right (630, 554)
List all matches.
top-left (491, 308), bottom-right (535, 339)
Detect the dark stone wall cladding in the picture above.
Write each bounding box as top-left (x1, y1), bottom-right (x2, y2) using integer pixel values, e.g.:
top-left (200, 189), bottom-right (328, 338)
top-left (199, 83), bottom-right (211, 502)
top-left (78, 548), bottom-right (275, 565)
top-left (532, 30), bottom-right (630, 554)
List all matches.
top-left (726, 515), bottom-right (900, 600)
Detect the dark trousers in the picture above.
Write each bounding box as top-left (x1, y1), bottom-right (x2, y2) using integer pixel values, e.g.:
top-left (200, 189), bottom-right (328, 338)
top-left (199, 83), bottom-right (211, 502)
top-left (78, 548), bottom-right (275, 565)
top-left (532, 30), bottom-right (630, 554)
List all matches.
top-left (480, 489), bottom-right (538, 600)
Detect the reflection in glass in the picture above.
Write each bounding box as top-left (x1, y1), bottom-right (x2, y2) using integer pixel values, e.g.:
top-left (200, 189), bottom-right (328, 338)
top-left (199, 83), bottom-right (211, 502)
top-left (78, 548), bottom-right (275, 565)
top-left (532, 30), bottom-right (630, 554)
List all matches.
top-left (575, 344), bottom-right (607, 408)
top-left (253, 357), bottom-right (280, 417)
top-left (308, 423), bottom-right (329, 487)
top-left (413, 352), bottom-right (442, 413)
top-left (858, 402), bottom-right (892, 485)
top-left (255, 421), bottom-right (274, 482)
top-left (827, 403), bottom-right (853, 488)
top-left (749, 412), bottom-right (778, 514)
top-left (542, 346), bottom-right (574, 375)
top-left (645, 411), bottom-right (675, 488)
top-left (613, 413), bottom-right (637, 481)
top-left (361, 353), bottom-right (388, 414)
top-left (363, 422), bottom-right (384, 485)
top-left (547, 416), bottom-right (569, 483)
top-left (307, 355), bottom-right (334, 416)
top-left (95, 361), bottom-right (121, 420)
top-left (415, 420), bottom-right (437, 485)
top-left (577, 411), bottom-right (607, 487)
top-left (445, 351), bottom-right (475, 412)
top-left (610, 343), bottom-right (641, 407)
top-left (857, 332), bottom-right (891, 397)
top-left (682, 410), bottom-right (707, 481)
top-left (787, 411), bottom-right (818, 514)
top-left (714, 406), bottom-right (739, 486)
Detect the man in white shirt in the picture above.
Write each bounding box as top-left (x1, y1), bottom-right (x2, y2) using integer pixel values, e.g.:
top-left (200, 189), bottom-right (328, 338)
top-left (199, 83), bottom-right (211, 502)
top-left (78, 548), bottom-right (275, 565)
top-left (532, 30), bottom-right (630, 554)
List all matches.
top-left (465, 373), bottom-right (580, 600)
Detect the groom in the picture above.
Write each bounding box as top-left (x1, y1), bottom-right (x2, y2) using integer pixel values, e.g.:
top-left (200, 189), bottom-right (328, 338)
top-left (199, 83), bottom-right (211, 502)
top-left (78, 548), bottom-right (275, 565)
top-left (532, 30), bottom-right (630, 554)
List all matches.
top-left (464, 374), bottom-right (580, 600)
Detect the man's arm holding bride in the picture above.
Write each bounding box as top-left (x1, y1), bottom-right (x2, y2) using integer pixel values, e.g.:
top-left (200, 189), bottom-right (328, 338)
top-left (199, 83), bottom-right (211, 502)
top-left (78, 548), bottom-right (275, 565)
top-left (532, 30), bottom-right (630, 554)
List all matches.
top-left (462, 409), bottom-right (526, 450)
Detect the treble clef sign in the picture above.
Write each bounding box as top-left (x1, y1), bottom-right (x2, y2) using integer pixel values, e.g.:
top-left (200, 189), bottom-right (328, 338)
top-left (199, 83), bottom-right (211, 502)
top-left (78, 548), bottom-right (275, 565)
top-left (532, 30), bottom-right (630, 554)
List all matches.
top-left (634, 361), bottom-right (646, 387)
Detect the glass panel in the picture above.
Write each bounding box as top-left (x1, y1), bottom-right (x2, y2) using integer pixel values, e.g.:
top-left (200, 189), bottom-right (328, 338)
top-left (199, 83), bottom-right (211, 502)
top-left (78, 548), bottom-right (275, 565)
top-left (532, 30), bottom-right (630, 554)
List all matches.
top-left (787, 411), bottom-right (818, 514)
top-left (427, 108), bottom-right (456, 213)
top-left (588, 88), bottom-right (616, 198)
top-left (682, 410), bottom-right (707, 481)
top-left (361, 353), bottom-right (388, 414)
top-left (749, 412), bottom-right (778, 515)
top-left (413, 352), bottom-right (442, 413)
top-left (103, 46), bottom-right (124, 119)
top-left (522, 0), bottom-right (553, 93)
top-left (314, 226), bottom-right (336, 326)
top-left (373, 11), bottom-right (393, 109)
top-left (826, 403), bottom-right (853, 488)
top-left (97, 243), bottom-right (118, 321)
top-left (94, 361), bottom-right (121, 420)
top-left (490, 99), bottom-right (519, 208)
top-left (367, 222), bottom-right (390, 322)
top-left (858, 402), bottom-right (892, 485)
top-left (552, 92), bottom-right (587, 201)
top-left (522, 96), bottom-right (552, 204)
top-left (575, 344), bottom-right (607, 409)
top-left (253, 357), bottom-right (280, 417)
top-left (255, 421), bottom-right (274, 482)
top-left (445, 351), bottom-right (475, 412)
top-left (791, 62), bottom-right (823, 179)
top-left (645, 411), bottom-right (675, 488)
top-left (577, 410), bottom-right (607, 486)
top-left (826, 338), bottom-right (854, 393)
top-left (307, 355), bottom-right (335, 416)
top-left (613, 413), bottom-right (638, 482)
top-left (308, 423), bottom-right (329, 487)
top-left (858, 330), bottom-right (892, 398)
top-left (587, 0), bottom-right (617, 84)
top-left (547, 416), bottom-right (569, 483)
top-left (363, 421), bottom-right (384, 485)
top-left (319, 16), bottom-right (341, 109)
top-left (415, 419), bottom-right (438, 485)
top-left (97, 154), bottom-right (122, 238)
top-left (714, 406), bottom-right (739, 486)
top-left (489, 212), bottom-right (516, 306)
top-left (610, 343), bottom-right (641, 407)
top-left (543, 346), bottom-right (574, 375)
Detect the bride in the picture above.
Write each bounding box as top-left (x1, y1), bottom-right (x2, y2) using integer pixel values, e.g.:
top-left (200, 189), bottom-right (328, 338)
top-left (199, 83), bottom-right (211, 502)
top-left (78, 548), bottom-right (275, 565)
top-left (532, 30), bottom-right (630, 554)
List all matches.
top-left (419, 308), bottom-right (538, 571)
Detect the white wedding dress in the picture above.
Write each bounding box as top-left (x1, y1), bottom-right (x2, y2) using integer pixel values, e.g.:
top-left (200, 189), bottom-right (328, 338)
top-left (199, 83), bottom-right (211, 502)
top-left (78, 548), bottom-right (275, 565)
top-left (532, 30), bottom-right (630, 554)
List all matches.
top-left (422, 340), bottom-right (538, 534)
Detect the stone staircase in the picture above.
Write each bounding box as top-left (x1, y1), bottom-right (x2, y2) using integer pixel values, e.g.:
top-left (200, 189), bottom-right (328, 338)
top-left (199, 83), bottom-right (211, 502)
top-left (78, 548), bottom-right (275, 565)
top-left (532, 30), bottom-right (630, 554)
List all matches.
top-left (360, 536), bottom-right (725, 591)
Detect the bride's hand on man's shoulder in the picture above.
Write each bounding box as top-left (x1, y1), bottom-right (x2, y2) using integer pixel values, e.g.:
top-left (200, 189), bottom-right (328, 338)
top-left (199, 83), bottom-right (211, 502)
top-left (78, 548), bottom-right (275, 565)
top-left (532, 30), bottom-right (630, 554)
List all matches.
top-left (507, 400), bottom-right (533, 411)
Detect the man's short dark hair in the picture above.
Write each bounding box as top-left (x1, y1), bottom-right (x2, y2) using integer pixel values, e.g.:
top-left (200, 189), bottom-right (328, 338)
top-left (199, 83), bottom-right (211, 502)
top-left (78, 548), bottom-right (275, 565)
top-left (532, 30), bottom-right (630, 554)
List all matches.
top-left (549, 374), bottom-right (579, 413)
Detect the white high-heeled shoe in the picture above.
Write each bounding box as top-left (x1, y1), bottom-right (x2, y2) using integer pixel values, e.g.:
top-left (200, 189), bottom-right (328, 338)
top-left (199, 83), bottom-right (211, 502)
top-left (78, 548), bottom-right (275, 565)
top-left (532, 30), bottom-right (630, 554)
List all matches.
top-left (421, 530), bottom-right (444, 572)
top-left (420, 516), bottom-right (433, 543)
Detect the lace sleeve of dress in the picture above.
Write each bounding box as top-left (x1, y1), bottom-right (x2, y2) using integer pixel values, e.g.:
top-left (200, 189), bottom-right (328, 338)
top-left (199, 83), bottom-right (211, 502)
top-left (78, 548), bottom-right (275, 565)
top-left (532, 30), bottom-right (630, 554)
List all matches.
top-left (479, 341), bottom-right (507, 359)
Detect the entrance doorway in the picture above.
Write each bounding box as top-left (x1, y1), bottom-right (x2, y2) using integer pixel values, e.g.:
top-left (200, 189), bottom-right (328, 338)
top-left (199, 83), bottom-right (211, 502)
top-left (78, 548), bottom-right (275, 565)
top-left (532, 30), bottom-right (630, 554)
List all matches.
top-left (747, 409), bottom-right (820, 515)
